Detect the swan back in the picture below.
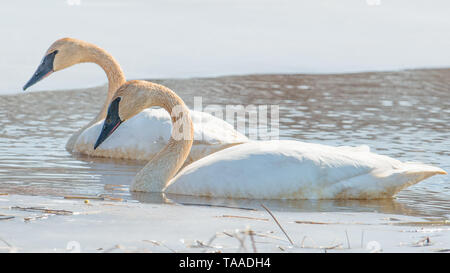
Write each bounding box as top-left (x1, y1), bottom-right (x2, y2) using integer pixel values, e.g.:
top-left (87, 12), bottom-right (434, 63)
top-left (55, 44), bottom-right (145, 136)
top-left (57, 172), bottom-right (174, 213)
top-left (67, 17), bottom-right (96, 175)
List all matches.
top-left (73, 108), bottom-right (248, 162)
top-left (165, 140), bottom-right (446, 199)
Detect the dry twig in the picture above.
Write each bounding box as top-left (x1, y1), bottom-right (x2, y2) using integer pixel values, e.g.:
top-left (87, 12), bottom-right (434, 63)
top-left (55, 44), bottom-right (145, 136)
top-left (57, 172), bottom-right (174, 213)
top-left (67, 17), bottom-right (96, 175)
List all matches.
top-left (64, 196), bottom-right (104, 200)
top-left (0, 215), bottom-right (14, 221)
top-left (345, 230), bottom-right (351, 249)
top-left (261, 203), bottom-right (294, 245)
top-left (180, 202), bottom-right (256, 211)
top-left (143, 240), bottom-right (177, 253)
top-left (217, 215), bottom-right (268, 221)
top-left (11, 206), bottom-right (73, 215)
top-left (294, 220), bottom-right (330, 225)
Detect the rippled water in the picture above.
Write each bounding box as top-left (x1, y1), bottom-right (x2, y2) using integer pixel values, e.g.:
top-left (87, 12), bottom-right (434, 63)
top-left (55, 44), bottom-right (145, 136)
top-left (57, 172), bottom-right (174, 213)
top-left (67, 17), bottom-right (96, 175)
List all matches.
top-left (0, 69), bottom-right (449, 217)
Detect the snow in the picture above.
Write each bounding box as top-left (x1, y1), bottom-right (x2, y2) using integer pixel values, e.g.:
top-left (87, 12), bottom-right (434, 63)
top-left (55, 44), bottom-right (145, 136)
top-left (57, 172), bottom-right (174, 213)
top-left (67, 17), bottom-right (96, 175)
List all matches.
top-left (1, 194), bottom-right (449, 252)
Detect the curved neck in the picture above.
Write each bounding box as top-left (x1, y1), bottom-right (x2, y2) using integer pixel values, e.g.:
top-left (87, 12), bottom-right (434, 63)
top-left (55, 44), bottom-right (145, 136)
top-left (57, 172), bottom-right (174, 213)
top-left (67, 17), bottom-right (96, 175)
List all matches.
top-left (80, 44), bottom-right (126, 122)
top-left (66, 43), bottom-right (126, 152)
top-left (129, 82), bottom-right (194, 193)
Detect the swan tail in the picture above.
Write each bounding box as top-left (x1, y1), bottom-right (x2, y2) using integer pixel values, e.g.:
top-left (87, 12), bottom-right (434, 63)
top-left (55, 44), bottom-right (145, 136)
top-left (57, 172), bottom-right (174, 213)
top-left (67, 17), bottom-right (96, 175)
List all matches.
top-left (332, 163), bottom-right (446, 199)
top-left (399, 163), bottom-right (447, 184)
top-left (386, 163), bottom-right (447, 194)
top-left (403, 162), bottom-right (447, 175)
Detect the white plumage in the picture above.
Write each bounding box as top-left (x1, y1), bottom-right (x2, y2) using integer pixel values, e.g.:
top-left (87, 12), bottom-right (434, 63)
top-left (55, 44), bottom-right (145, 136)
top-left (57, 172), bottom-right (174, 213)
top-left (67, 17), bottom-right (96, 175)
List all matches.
top-left (73, 108), bottom-right (248, 163)
top-left (165, 140), bottom-right (446, 199)
top-left (90, 80), bottom-right (446, 200)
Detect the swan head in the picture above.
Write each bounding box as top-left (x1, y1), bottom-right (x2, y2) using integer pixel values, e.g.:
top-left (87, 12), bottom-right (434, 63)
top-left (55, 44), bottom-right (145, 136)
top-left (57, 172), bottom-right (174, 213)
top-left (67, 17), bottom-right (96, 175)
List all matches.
top-left (94, 80), bottom-right (188, 149)
top-left (112, 81), bottom-right (154, 120)
top-left (23, 38), bottom-right (86, 90)
top-left (93, 81), bottom-right (162, 149)
top-left (94, 96), bottom-right (123, 150)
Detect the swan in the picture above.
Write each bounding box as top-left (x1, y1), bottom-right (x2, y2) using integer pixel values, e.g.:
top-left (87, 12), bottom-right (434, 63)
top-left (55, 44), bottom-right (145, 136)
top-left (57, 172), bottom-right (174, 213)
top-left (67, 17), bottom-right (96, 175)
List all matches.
top-left (94, 80), bottom-right (447, 199)
top-left (22, 38), bottom-right (247, 163)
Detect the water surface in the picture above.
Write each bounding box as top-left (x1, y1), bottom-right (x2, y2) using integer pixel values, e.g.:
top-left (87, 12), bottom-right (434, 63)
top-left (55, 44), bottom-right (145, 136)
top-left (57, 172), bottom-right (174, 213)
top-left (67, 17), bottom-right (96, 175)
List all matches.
top-left (0, 69), bottom-right (449, 217)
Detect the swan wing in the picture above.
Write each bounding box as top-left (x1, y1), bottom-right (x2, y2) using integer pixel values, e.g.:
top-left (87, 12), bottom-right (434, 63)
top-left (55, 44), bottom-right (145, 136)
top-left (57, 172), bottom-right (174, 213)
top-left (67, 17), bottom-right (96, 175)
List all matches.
top-left (73, 109), bottom-right (171, 160)
top-left (189, 110), bottom-right (247, 144)
top-left (186, 110), bottom-right (248, 163)
top-left (165, 140), bottom-right (446, 199)
top-left (73, 109), bottom-right (247, 161)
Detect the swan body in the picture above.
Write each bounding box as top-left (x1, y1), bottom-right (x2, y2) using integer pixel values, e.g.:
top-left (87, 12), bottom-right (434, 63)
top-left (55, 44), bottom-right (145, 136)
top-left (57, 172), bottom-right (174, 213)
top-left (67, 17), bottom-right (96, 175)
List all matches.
top-left (95, 80), bottom-right (447, 200)
top-left (74, 108), bottom-right (247, 163)
top-left (23, 38), bottom-right (247, 162)
top-left (164, 140), bottom-right (446, 199)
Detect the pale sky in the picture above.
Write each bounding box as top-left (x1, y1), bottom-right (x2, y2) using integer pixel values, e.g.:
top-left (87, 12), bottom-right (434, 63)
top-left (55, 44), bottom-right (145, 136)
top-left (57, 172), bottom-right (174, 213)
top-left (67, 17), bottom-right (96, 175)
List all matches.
top-left (1, 0), bottom-right (449, 93)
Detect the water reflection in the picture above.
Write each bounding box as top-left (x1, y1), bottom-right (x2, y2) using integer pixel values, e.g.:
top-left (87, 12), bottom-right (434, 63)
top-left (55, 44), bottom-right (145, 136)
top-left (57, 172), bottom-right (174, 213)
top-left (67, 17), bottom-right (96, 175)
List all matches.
top-left (132, 191), bottom-right (422, 216)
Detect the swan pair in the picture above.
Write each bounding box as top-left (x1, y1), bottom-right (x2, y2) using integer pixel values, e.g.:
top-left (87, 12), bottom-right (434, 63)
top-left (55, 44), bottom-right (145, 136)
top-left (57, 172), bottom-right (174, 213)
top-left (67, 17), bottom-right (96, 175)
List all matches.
top-left (23, 38), bottom-right (247, 164)
top-left (24, 38), bottom-right (447, 200)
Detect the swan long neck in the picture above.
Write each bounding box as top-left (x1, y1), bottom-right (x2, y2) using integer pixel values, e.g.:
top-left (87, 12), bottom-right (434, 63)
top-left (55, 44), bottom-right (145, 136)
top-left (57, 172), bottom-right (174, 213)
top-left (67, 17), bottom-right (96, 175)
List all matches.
top-left (129, 82), bottom-right (194, 192)
top-left (80, 44), bottom-right (126, 122)
top-left (65, 42), bottom-right (126, 152)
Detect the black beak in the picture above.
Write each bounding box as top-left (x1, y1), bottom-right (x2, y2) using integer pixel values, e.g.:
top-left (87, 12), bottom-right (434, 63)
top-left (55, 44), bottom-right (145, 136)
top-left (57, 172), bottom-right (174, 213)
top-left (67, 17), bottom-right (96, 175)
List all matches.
top-left (23, 50), bottom-right (58, 90)
top-left (94, 97), bottom-right (123, 150)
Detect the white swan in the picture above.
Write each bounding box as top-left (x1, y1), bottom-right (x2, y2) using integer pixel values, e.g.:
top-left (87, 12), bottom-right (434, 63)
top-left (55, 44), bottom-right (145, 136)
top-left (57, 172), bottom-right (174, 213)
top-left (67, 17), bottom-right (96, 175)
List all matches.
top-left (94, 80), bottom-right (447, 199)
top-left (23, 38), bottom-right (247, 163)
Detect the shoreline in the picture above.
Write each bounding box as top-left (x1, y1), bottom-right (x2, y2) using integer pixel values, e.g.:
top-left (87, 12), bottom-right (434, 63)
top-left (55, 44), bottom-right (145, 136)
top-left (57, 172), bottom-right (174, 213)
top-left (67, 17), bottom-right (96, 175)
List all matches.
top-left (1, 194), bottom-right (449, 253)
